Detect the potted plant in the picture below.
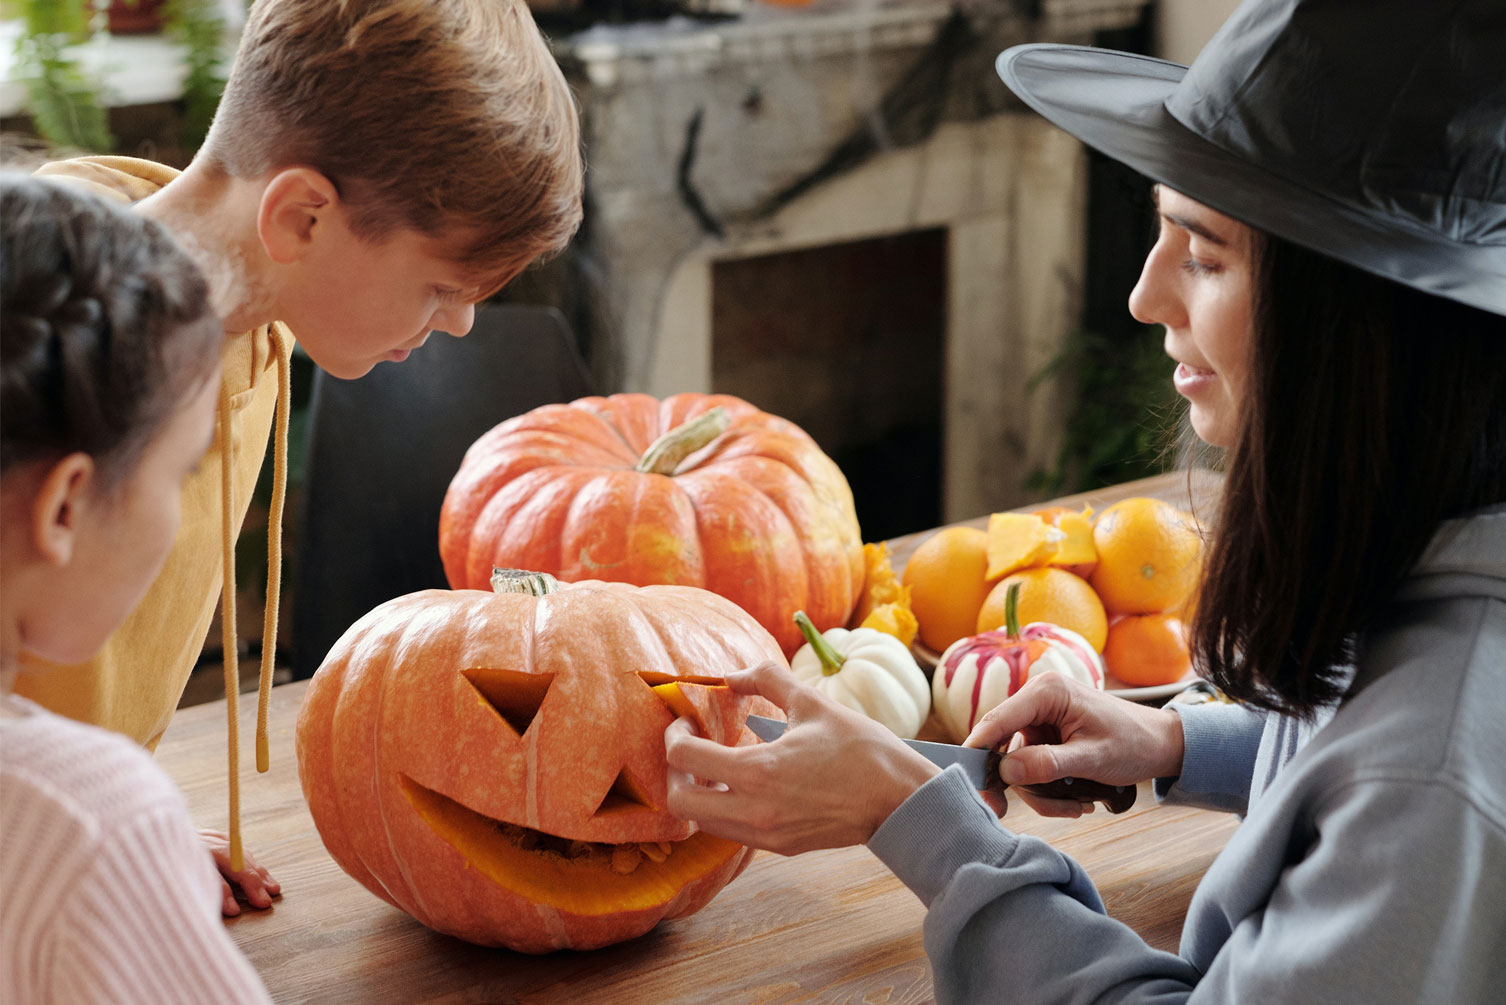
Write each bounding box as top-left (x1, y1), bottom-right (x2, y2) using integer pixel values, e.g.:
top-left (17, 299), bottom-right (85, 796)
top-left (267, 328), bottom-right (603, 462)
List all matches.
top-left (7, 0), bottom-right (227, 154)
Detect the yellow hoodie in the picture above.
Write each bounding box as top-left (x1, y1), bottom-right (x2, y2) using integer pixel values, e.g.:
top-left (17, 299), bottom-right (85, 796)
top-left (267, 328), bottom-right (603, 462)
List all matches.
top-left (18, 156), bottom-right (292, 869)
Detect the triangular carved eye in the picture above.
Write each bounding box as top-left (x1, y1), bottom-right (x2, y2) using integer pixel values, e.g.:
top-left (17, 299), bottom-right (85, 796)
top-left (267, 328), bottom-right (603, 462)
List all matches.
top-left (463, 669), bottom-right (556, 739)
top-left (593, 767), bottom-right (658, 818)
top-left (634, 670), bottom-right (726, 689)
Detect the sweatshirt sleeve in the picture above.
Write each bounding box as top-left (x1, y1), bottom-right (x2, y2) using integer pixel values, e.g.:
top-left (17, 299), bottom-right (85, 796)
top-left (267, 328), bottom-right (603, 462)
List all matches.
top-left (870, 763), bottom-right (1506, 1003)
top-left (868, 766), bottom-right (1201, 1004)
top-left (47, 804), bottom-right (271, 1005)
top-left (1185, 774), bottom-right (1506, 1003)
top-left (1152, 701), bottom-right (1267, 814)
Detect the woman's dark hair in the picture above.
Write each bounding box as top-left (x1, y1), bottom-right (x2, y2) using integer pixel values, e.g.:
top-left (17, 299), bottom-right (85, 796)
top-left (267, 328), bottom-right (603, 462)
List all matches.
top-left (1193, 233), bottom-right (1506, 717)
top-left (1, 175), bottom-right (223, 490)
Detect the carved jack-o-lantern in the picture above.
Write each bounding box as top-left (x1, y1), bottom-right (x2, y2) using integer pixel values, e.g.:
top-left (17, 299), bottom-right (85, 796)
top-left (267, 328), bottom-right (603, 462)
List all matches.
top-left (295, 572), bottom-right (783, 953)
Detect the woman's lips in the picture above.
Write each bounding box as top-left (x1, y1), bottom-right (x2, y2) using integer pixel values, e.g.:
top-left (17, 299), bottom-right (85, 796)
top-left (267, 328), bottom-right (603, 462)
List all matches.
top-left (1173, 361), bottom-right (1217, 396)
top-left (388, 348), bottom-right (412, 362)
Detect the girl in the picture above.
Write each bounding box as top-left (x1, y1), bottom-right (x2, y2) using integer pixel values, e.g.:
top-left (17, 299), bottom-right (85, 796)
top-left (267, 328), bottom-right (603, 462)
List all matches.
top-left (662, 1), bottom-right (1506, 1000)
top-left (1, 175), bottom-right (270, 1003)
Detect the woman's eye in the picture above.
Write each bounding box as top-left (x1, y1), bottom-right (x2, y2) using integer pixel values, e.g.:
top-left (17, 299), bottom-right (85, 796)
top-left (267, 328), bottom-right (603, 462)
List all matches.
top-left (1180, 258), bottom-right (1219, 277)
top-left (434, 287), bottom-right (464, 304)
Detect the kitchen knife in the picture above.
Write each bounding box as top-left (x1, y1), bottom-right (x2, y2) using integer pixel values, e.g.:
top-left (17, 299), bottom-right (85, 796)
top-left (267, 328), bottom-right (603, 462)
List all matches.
top-left (745, 714), bottom-right (1136, 814)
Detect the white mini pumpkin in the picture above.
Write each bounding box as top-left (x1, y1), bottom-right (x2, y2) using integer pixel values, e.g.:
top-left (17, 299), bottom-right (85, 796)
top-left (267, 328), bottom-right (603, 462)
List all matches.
top-left (789, 612), bottom-right (930, 739)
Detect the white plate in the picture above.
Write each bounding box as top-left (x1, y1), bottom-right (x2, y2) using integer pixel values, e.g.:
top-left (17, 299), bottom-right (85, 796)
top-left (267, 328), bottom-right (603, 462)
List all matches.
top-left (911, 641), bottom-right (1199, 704)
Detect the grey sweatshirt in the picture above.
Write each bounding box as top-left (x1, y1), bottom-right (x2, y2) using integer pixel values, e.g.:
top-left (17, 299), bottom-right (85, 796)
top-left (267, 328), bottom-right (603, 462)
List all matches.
top-left (868, 505), bottom-right (1506, 1003)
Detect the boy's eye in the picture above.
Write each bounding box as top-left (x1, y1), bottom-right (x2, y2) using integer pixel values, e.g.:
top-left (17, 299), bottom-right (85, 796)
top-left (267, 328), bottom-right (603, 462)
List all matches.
top-left (435, 287), bottom-right (465, 304)
top-left (1180, 258), bottom-right (1219, 277)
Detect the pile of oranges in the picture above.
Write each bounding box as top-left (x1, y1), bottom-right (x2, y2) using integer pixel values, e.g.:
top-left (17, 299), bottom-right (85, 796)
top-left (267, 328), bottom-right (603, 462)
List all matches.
top-left (901, 497), bottom-right (1203, 687)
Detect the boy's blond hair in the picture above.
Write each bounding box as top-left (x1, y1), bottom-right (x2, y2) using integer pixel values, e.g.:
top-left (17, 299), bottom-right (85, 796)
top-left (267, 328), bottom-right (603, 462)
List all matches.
top-left (205, 0), bottom-right (583, 291)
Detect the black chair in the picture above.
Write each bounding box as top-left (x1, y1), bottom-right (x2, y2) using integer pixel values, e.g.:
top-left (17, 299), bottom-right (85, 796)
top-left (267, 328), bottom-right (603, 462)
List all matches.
top-left (290, 304), bottom-right (594, 679)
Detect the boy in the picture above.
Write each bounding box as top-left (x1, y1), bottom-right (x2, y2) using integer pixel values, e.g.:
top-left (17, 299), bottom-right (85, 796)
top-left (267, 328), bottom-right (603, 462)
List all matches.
top-left (19, 0), bottom-right (583, 912)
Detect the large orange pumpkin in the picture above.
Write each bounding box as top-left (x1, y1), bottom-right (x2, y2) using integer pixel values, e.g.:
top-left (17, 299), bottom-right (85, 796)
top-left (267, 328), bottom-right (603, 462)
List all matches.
top-left (438, 392), bottom-right (864, 656)
top-left (295, 572), bottom-right (783, 953)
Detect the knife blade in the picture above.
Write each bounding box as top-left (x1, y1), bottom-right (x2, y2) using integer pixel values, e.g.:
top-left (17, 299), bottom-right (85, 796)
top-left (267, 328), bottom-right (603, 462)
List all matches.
top-left (745, 714), bottom-right (1136, 814)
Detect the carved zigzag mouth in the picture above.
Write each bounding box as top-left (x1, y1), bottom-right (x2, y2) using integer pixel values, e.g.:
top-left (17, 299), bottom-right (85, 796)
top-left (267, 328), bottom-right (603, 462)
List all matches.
top-left (397, 775), bottom-right (741, 915)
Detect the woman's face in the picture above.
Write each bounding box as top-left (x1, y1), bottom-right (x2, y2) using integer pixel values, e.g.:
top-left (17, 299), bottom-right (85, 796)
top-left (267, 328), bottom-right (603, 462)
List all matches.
top-left (1128, 186), bottom-right (1256, 449)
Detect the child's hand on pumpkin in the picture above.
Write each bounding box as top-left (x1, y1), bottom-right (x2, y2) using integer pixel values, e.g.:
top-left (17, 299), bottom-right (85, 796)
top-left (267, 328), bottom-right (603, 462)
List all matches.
top-left (964, 673), bottom-right (1185, 818)
top-left (663, 660), bottom-right (939, 856)
top-left (199, 829), bottom-right (281, 917)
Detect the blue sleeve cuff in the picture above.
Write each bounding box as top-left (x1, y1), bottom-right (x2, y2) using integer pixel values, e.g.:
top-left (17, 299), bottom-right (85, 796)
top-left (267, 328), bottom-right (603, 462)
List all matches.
top-left (867, 764), bottom-right (1018, 907)
top-left (1153, 700), bottom-right (1267, 814)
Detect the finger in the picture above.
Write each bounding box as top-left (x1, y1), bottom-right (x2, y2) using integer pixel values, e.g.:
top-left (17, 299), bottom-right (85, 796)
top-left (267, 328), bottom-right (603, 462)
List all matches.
top-left (963, 683), bottom-right (1062, 751)
top-left (664, 775), bottom-right (799, 855)
top-left (1000, 743), bottom-right (1072, 787)
top-left (665, 716), bottom-right (751, 784)
top-left (241, 880), bottom-right (272, 909)
top-left (979, 788), bottom-right (1008, 818)
top-left (1002, 734), bottom-right (1119, 788)
top-left (1011, 789), bottom-right (1085, 819)
top-left (664, 768), bottom-right (751, 832)
top-left (221, 878), bottom-right (240, 917)
top-left (723, 661), bottom-right (800, 710)
top-left (257, 866), bottom-right (281, 895)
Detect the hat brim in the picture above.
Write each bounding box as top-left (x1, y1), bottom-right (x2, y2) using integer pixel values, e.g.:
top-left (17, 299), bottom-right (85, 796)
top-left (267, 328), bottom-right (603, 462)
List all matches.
top-left (998, 44), bottom-right (1506, 316)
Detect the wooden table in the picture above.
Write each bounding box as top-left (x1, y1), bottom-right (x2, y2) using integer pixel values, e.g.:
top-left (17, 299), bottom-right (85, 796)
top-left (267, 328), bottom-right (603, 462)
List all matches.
top-left (159, 470), bottom-right (1234, 1004)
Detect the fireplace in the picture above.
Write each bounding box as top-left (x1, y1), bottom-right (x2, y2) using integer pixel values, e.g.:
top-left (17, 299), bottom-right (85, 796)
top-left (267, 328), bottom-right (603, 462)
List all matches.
top-left (712, 229), bottom-right (946, 540)
top-left (554, 0), bottom-right (1153, 522)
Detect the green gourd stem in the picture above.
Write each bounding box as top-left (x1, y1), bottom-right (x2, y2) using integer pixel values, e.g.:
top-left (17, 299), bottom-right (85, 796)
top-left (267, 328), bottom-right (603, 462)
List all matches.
top-left (490, 568), bottom-right (561, 596)
top-left (1004, 581), bottom-right (1022, 638)
top-left (635, 407), bottom-right (730, 475)
top-left (794, 610), bottom-right (845, 676)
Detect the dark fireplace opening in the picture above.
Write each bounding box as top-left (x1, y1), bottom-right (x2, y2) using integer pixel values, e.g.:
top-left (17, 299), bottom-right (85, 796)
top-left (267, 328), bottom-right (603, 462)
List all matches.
top-left (712, 229), bottom-right (946, 543)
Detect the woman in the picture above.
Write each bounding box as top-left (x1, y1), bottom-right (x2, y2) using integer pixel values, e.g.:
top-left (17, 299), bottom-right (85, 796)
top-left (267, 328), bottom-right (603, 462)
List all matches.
top-left (664, 1), bottom-right (1506, 1000)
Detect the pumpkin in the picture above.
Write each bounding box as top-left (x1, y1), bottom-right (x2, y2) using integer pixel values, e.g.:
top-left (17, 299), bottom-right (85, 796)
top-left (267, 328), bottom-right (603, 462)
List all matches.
top-left (438, 393), bottom-right (864, 656)
top-left (295, 570), bottom-right (784, 953)
top-left (789, 611), bottom-right (931, 739)
top-left (932, 582), bottom-right (1105, 742)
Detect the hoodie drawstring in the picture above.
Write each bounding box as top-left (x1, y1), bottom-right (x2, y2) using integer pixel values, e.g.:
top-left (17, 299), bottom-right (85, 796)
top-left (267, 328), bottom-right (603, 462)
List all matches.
top-left (221, 325), bottom-right (292, 874)
top-left (258, 327), bottom-right (291, 774)
top-left (217, 377), bottom-right (242, 872)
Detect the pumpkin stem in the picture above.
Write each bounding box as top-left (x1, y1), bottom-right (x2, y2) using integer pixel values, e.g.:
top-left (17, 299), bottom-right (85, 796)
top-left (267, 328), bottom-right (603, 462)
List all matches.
top-left (490, 568), bottom-right (561, 596)
top-left (794, 610), bottom-right (845, 676)
top-left (635, 407), bottom-right (730, 475)
top-left (1003, 581), bottom-right (1022, 638)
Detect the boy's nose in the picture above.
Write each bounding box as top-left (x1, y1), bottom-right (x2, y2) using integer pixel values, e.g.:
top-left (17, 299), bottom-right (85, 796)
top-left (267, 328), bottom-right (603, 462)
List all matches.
top-left (437, 302), bottom-right (476, 338)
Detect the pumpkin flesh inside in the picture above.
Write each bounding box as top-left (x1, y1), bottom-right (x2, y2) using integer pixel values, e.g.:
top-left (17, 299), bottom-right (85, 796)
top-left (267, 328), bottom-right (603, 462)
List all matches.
top-left (399, 775), bottom-right (743, 916)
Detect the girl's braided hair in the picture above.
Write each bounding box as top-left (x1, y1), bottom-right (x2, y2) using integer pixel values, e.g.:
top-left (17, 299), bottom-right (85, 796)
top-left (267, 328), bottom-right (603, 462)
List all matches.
top-left (1, 175), bottom-right (223, 491)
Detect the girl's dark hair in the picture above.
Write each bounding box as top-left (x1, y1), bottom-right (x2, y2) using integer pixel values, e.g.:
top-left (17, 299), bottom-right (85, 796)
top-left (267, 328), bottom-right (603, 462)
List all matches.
top-left (1, 175), bottom-right (223, 490)
top-left (1193, 233), bottom-right (1506, 717)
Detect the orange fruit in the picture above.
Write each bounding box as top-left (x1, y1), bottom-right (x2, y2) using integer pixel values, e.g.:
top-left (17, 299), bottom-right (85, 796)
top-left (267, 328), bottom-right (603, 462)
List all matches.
top-left (1103, 613), bottom-right (1192, 686)
top-left (976, 567), bottom-right (1108, 652)
top-left (1089, 497), bottom-right (1203, 614)
top-left (1034, 505), bottom-right (1097, 578)
top-left (984, 512), bottom-right (1054, 580)
top-left (902, 526), bottom-right (993, 652)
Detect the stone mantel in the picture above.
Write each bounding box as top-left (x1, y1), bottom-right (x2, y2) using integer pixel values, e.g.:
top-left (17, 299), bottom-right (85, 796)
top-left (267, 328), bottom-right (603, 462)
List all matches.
top-left (562, 0), bottom-right (1149, 88)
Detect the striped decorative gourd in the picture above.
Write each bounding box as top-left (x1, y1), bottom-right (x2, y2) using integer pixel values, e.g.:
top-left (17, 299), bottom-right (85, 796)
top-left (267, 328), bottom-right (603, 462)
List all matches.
top-left (931, 583), bottom-right (1104, 742)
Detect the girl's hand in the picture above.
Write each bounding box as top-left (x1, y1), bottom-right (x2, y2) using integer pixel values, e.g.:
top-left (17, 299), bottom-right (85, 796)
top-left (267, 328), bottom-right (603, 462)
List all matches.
top-left (664, 661), bottom-right (940, 856)
top-left (965, 673), bottom-right (1186, 819)
top-left (199, 829), bottom-right (281, 917)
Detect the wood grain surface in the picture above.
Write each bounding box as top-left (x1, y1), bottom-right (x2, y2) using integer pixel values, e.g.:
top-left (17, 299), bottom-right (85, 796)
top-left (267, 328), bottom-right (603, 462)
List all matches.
top-left (157, 470), bottom-right (1234, 1004)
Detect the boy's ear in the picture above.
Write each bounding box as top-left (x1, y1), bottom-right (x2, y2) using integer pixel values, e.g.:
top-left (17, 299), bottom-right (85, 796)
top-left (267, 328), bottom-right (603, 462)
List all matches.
top-left (32, 453), bottom-right (97, 567)
top-left (257, 167), bottom-right (342, 265)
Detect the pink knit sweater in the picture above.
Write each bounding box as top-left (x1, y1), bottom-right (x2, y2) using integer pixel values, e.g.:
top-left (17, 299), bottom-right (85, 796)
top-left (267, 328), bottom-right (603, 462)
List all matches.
top-left (1, 693), bottom-right (270, 1003)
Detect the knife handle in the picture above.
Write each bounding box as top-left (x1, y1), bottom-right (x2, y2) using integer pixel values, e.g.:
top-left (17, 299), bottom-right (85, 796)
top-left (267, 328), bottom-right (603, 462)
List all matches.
top-left (1018, 776), bottom-right (1137, 814)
